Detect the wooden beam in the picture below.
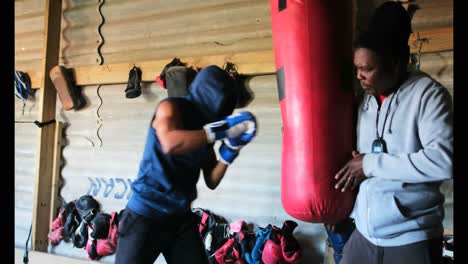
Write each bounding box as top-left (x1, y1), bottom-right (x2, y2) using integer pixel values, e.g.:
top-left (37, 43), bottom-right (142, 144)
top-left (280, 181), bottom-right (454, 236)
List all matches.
top-left (409, 27), bottom-right (453, 54)
top-left (32, 0), bottom-right (62, 252)
top-left (49, 122), bottom-right (63, 227)
top-left (28, 49), bottom-right (276, 88)
top-left (15, 248), bottom-right (93, 264)
top-left (27, 26), bottom-right (452, 89)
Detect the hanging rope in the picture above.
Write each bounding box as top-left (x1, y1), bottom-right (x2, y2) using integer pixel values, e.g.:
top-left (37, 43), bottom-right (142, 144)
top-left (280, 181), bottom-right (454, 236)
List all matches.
top-left (96, 85), bottom-right (103, 147)
top-left (21, 100), bottom-right (26, 116)
top-left (414, 32), bottom-right (429, 70)
top-left (23, 223), bottom-right (32, 263)
top-left (96, 0), bottom-right (106, 65)
top-left (435, 52), bottom-right (449, 78)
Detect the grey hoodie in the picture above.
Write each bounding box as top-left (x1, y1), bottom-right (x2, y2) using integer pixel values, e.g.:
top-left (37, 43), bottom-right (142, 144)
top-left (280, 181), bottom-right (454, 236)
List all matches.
top-left (350, 70), bottom-right (453, 246)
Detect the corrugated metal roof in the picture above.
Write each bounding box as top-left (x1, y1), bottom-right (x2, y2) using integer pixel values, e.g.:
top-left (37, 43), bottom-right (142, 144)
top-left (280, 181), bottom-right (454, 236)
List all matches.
top-left (354, 0), bottom-right (453, 31)
top-left (15, 0), bottom-right (452, 72)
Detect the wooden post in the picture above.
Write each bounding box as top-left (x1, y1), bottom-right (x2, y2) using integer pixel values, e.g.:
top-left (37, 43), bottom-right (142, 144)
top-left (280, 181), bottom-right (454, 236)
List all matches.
top-left (324, 239), bottom-right (335, 264)
top-left (32, 0), bottom-right (62, 252)
top-left (50, 122), bottom-right (63, 227)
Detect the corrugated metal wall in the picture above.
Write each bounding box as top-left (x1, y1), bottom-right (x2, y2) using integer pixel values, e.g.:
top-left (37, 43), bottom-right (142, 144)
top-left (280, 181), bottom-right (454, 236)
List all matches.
top-left (15, 0), bottom-right (453, 263)
top-left (15, 97), bottom-right (40, 249)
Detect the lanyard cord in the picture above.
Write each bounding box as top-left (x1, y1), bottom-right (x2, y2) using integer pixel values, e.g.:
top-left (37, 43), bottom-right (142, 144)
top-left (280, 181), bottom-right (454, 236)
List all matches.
top-left (375, 90), bottom-right (397, 139)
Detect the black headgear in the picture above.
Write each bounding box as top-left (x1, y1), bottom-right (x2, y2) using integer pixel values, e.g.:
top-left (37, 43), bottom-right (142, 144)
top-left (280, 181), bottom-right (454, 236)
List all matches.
top-left (355, 1), bottom-right (412, 58)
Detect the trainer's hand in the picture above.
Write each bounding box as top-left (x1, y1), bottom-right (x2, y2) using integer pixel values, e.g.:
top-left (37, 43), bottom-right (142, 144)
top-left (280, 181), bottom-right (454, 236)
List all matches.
top-left (204, 111), bottom-right (256, 143)
top-left (334, 151), bottom-right (366, 192)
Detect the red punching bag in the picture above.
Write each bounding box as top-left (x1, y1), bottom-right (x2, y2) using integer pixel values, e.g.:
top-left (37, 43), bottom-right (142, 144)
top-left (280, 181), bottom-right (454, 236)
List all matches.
top-left (271, 0), bottom-right (356, 223)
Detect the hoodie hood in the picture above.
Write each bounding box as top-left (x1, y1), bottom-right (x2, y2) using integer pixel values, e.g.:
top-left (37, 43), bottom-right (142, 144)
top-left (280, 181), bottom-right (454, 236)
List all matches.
top-left (186, 65), bottom-right (238, 122)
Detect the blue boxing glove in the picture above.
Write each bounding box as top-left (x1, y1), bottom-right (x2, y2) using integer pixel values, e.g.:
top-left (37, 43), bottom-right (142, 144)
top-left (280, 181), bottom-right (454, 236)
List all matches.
top-left (218, 141), bottom-right (239, 165)
top-left (223, 118), bottom-right (257, 150)
top-left (218, 117), bottom-right (257, 165)
top-left (204, 111), bottom-right (256, 143)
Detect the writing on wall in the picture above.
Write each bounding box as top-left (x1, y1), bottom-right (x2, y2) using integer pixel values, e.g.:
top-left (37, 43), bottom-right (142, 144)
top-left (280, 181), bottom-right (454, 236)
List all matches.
top-left (87, 177), bottom-right (134, 200)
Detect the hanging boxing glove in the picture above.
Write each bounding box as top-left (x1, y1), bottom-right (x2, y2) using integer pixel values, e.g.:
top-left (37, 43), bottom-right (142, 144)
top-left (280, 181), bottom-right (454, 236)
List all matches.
top-left (204, 111), bottom-right (257, 143)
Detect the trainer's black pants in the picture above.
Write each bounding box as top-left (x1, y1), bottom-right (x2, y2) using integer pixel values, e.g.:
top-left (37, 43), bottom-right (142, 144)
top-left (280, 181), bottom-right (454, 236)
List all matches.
top-left (115, 207), bottom-right (208, 264)
top-left (341, 229), bottom-right (442, 264)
